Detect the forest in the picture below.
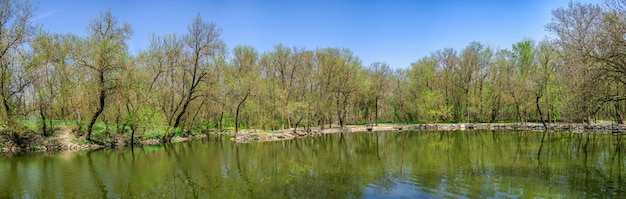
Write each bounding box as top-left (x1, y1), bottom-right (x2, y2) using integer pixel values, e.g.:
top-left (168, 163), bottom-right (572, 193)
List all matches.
top-left (1, 0), bottom-right (626, 145)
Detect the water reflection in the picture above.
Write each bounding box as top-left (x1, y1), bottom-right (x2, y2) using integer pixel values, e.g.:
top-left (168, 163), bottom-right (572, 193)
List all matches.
top-left (0, 131), bottom-right (625, 198)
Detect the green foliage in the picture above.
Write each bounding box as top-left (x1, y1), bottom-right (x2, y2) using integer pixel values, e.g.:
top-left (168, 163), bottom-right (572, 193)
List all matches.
top-left (144, 128), bottom-right (168, 140)
top-left (2, 0), bottom-right (626, 146)
top-left (127, 108), bottom-right (167, 136)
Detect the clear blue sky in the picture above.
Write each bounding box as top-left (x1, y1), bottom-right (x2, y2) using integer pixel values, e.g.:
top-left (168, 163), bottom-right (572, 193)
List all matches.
top-left (32, 0), bottom-right (601, 69)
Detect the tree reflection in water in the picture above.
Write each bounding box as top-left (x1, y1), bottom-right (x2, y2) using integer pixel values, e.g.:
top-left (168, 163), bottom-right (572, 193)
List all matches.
top-left (0, 131), bottom-right (624, 198)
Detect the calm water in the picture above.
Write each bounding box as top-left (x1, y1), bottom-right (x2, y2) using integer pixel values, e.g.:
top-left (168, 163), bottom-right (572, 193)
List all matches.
top-left (1, 131), bottom-right (625, 198)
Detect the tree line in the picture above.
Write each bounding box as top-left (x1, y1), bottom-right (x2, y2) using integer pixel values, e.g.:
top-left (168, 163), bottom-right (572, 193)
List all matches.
top-left (1, 0), bottom-right (626, 143)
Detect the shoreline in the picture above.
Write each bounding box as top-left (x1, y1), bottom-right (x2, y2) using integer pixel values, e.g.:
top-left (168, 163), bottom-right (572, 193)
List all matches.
top-left (2, 123), bottom-right (625, 153)
top-left (232, 123), bottom-right (626, 142)
top-left (0, 132), bottom-right (210, 153)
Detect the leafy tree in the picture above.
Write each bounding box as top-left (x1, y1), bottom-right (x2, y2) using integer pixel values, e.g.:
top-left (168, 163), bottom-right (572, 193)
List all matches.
top-left (0, 0), bottom-right (37, 134)
top-left (228, 45), bottom-right (260, 135)
top-left (367, 62), bottom-right (391, 125)
top-left (77, 10), bottom-right (132, 141)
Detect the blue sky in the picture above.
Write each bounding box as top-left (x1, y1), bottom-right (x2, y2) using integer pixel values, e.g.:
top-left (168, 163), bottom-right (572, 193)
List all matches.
top-left (32, 0), bottom-right (601, 69)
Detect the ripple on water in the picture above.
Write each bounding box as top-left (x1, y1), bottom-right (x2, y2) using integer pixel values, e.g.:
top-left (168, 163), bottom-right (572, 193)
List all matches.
top-left (365, 177), bottom-right (468, 199)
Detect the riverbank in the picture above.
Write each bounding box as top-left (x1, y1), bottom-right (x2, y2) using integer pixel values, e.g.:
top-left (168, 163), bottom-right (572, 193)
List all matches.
top-left (3, 122), bottom-right (625, 152)
top-left (0, 125), bottom-right (209, 153)
top-left (232, 123), bottom-right (626, 142)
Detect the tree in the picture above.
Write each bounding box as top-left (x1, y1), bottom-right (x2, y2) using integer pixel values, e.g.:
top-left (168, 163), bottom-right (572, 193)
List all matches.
top-left (368, 62), bottom-right (391, 125)
top-left (145, 14), bottom-right (225, 142)
top-left (510, 40), bottom-right (535, 123)
top-left (407, 56), bottom-right (450, 122)
top-left (30, 32), bottom-right (75, 136)
top-left (0, 0), bottom-right (37, 134)
top-left (437, 48), bottom-right (464, 121)
top-left (77, 10), bottom-right (133, 141)
top-left (459, 42), bottom-right (492, 122)
top-left (546, 2), bottom-right (604, 122)
top-left (228, 45), bottom-right (259, 135)
top-left (266, 44), bottom-right (297, 130)
top-left (389, 68), bottom-right (411, 123)
top-left (532, 40), bottom-right (558, 128)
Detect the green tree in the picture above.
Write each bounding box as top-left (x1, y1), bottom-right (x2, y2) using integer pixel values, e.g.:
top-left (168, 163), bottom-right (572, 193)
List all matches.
top-left (78, 10), bottom-right (133, 141)
top-left (367, 62), bottom-right (391, 125)
top-left (0, 0), bottom-right (36, 134)
top-left (546, 2), bottom-right (604, 122)
top-left (228, 45), bottom-right (260, 135)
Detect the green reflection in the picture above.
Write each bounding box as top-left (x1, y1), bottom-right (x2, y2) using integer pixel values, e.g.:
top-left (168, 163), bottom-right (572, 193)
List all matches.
top-left (0, 131), bottom-right (625, 198)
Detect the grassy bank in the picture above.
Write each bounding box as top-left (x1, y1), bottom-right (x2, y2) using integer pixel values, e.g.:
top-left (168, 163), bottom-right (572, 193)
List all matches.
top-left (0, 120), bottom-right (228, 152)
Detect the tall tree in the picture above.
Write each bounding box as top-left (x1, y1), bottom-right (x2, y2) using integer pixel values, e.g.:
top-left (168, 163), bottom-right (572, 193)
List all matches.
top-left (0, 0), bottom-right (36, 134)
top-left (532, 40), bottom-right (558, 128)
top-left (368, 62), bottom-right (391, 125)
top-left (228, 45), bottom-right (259, 135)
top-left (267, 44), bottom-right (294, 130)
top-left (157, 14), bottom-right (225, 141)
top-left (30, 32), bottom-right (74, 136)
top-left (78, 10), bottom-right (133, 141)
top-left (546, 2), bottom-right (604, 122)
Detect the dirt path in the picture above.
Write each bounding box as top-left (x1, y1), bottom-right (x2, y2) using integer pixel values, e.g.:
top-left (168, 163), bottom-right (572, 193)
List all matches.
top-left (56, 125), bottom-right (75, 148)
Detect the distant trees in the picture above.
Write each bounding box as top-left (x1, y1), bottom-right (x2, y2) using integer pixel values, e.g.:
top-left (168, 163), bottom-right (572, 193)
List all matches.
top-left (3, 0), bottom-right (626, 144)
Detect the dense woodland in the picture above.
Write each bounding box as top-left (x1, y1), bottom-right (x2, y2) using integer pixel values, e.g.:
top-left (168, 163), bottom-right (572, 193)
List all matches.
top-left (2, 0), bottom-right (626, 143)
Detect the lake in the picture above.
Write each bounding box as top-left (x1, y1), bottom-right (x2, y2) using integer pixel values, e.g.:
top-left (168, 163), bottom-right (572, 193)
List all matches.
top-left (1, 130), bottom-right (625, 198)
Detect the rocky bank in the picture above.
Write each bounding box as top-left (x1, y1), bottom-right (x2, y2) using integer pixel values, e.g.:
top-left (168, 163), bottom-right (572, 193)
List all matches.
top-left (232, 123), bottom-right (626, 142)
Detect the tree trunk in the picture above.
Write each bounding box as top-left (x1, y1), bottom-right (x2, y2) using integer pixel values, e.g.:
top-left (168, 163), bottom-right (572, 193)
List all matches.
top-left (536, 96), bottom-right (547, 130)
top-left (515, 104), bottom-right (522, 124)
top-left (87, 88), bottom-right (106, 141)
top-left (166, 91), bottom-right (195, 142)
top-left (281, 105), bottom-right (286, 130)
top-left (40, 107), bottom-right (48, 137)
top-left (615, 103), bottom-right (623, 124)
top-left (130, 124), bottom-right (136, 146)
top-left (76, 110), bottom-right (82, 136)
top-left (234, 91), bottom-right (250, 137)
top-left (219, 111), bottom-right (224, 131)
top-left (375, 97), bottom-right (379, 126)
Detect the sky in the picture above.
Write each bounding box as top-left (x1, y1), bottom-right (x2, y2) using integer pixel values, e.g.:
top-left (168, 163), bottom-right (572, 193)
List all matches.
top-left (32, 0), bottom-right (602, 69)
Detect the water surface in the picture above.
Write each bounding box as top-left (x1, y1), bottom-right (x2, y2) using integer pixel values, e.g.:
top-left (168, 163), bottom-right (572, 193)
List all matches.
top-left (1, 131), bottom-right (625, 198)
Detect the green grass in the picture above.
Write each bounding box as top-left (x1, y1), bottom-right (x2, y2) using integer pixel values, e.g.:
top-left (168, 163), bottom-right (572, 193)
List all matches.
top-left (144, 128), bottom-right (168, 139)
top-left (21, 119), bottom-right (67, 130)
top-left (21, 120), bottom-right (39, 131)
